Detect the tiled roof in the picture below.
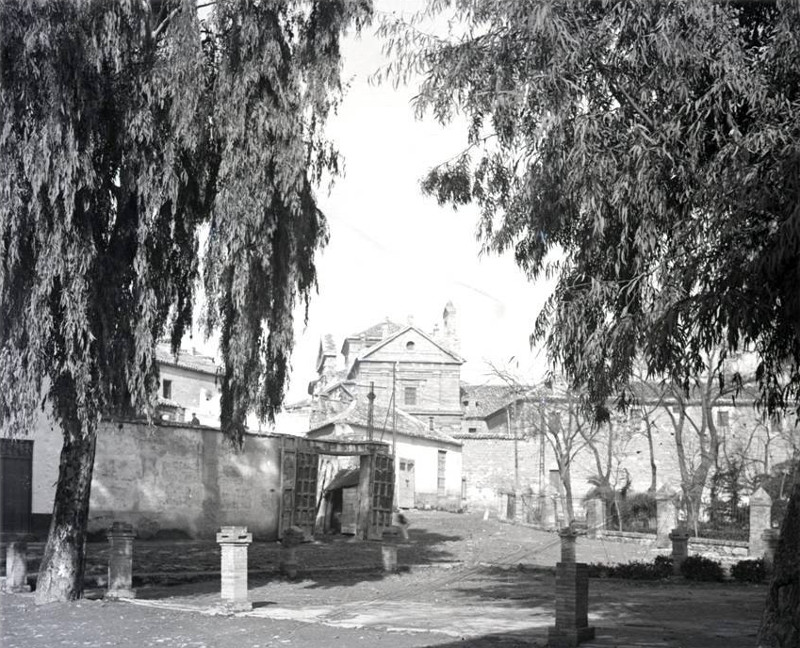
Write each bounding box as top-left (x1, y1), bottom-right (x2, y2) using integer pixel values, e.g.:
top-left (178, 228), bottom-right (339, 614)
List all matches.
top-left (460, 383), bottom-right (525, 418)
top-left (345, 319), bottom-right (405, 342)
top-left (309, 397), bottom-right (461, 446)
top-left (156, 344), bottom-right (219, 376)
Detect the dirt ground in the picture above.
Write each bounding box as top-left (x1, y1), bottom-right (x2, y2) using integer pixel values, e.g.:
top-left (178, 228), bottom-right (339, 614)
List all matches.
top-left (0, 511), bottom-right (770, 647)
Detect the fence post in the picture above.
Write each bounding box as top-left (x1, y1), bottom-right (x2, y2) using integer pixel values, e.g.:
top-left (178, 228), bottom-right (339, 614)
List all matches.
top-left (762, 529), bottom-right (780, 573)
top-left (655, 484), bottom-right (677, 549)
top-left (217, 526), bottom-right (253, 612)
top-left (382, 527), bottom-right (400, 572)
top-left (106, 522), bottom-right (136, 600)
top-left (4, 538), bottom-right (30, 593)
top-left (584, 499), bottom-right (605, 538)
top-left (749, 487), bottom-right (772, 558)
top-left (547, 528), bottom-right (595, 647)
top-left (669, 528), bottom-right (690, 576)
top-left (280, 526), bottom-right (304, 579)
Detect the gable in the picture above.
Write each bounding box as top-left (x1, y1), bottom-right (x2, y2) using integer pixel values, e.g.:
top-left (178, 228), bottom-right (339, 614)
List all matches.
top-left (358, 327), bottom-right (462, 365)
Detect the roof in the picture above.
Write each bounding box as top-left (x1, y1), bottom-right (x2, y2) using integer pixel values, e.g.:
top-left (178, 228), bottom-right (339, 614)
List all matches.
top-left (156, 344), bottom-right (219, 376)
top-left (346, 319), bottom-right (405, 342)
top-left (308, 397), bottom-right (461, 446)
top-left (353, 325), bottom-right (464, 368)
top-left (321, 334), bottom-right (337, 355)
top-left (460, 383), bottom-right (527, 418)
top-left (324, 468), bottom-right (360, 492)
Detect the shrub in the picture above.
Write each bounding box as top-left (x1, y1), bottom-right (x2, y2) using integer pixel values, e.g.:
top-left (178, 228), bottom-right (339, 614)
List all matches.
top-left (587, 556), bottom-right (672, 580)
top-left (731, 558), bottom-right (767, 583)
top-left (680, 555), bottom-right (724, 582)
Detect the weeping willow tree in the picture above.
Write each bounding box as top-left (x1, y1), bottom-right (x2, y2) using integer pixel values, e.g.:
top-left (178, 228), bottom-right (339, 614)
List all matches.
top-left (381, 0), bottom-right (800, 644)
top-left (0, 0), bottom-right (370, 604)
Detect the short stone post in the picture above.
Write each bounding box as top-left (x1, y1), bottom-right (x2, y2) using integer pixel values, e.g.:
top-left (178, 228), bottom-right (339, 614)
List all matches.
top-left (762, 529), bottom-right (779, 573)
top-left (381, 527), bottom-right (400, 572)
top-left (106, 522), bottom-right (136, 600)
top-left (547, 528), bottom-right (595, 647)
top-left (655, 484), bottom-right (677, 549)
top-left (749, 487), bottom-right (772, 557)
top-left (280, 526), bottom-right (304, 580)
top-left (216, 526), bottom-right (253, 611)
top-left (669, 528), bottom-right (690, 576)
top-left (584, 499), bottom-right (605, 538)
top-left (4, 538), bottom-right (30, 593)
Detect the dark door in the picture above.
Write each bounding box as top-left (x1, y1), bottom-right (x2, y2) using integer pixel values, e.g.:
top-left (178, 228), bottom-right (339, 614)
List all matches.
top-left (279, 443), bottom-right (318, 539)
top-left (0, 439), bottom-right (33, 536)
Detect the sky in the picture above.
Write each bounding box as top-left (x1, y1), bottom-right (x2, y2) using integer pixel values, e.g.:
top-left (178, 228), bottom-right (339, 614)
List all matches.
top-left (274, 1), bottom-right (556, 403)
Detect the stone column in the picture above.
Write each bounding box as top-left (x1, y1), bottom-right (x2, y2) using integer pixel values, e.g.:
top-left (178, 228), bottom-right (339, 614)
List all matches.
top-left (381, 527), bottom-right (399, 572)
top-left (4, 539), bottom-right (30, 593)
top-left (749, 487), bottom-right (772, 557)
top-left (280, 526), bottom-right (304, 580)
top-left (762, 529), bottom-right (779, 573)
top-left (584, 499), bottom-right (605, 538)
top-left (655, 484), bottom-right (677, 549)
top-left (548, 528), bottom-right (595, 647)
top-left (217, 526), bottom-right (253, 611)
top-left (669, 528), bottom-right (690, 576)
top-left (105, 522), bottom-right (136, 600)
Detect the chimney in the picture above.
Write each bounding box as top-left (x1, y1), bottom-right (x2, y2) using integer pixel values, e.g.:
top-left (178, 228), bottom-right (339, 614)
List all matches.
top-left (442, 301), bottom-right (459, 353)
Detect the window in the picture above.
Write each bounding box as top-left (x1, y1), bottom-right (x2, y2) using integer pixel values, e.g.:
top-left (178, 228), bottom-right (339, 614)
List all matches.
top-left (406, 340), bottom-right (415, 351)
top-left (404, 386), bottom-right (417, 406)
top-left (162, 380), bottom-right (172, 400)
top-left (468, 427), bottom-right (477, 434)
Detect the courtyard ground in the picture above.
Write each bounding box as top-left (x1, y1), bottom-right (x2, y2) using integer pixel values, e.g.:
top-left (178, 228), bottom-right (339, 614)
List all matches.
top-left (1, 510), bottom-right (768, 647)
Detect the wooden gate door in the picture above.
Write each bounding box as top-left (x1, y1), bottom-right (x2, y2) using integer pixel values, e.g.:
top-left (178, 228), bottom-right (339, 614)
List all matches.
top-left (279, 442), bottom-right (318, 539)
top-left (369, 453), bottom-right (395, 539)
top-left (398, 458), bottom-right (415, 509)
top-left (0, 439), bottom-right (33, 535)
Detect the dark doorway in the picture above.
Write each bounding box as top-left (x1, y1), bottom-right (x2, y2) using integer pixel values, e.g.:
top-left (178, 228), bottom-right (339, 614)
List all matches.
top-left (0, 439), bottom-right (33, 536)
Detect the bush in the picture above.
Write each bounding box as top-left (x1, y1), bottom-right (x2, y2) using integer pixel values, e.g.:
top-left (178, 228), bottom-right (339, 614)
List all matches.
top-left (679, 555), bottom-right (724, 582)
top-left (587, 556), bottom-right (672, 580)
top-left (731, 558), bottom-right (767, 583)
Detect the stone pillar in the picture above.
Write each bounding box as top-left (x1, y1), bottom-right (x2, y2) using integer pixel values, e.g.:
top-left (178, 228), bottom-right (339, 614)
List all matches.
top-left (382, 528), bottom-right (399, 572)
top-left (4, 539), bottom-right (30, 593)
top-left (559, 527), bottom-right (578, 564)
top-left (548, 530), bottom-right (595, 647)
top-left (749, 487), bottom-right (772, 557)
top-left (280, 526), bottom-right (304, 580)
top-left (584, 499), bottom-right (605, 538)
top-left (762, 529), bottom-right (779, 573)
top-left (669, 528), bottom-right (690, 576)
top-left (106, 522), bottom-right (136, 600)
top-left (655, 484), bottom-right (677, 549)
top-left (217, 526), bottom-right (253, 611)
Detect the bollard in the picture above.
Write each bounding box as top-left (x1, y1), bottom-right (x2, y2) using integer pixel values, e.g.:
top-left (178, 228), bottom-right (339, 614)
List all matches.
top-left (655, 484), bottom-right (677, 549)
top-left (559, 527), bottom-right (578, 564)
top-left (4, 539), bottom-right (30, 593)
top-left (382, 527), bottom-right (400, 572)
top-left (669, 528), bottom-right (690, 576)
top-left (106, 522), bottom-right (136, 600)
top-left (217, 526), bottom-right (253, 611)
top-left (584, 499), bottom-right (605, 538)
top-left (749, 487), bottom-right (772, 557)
top-left (280, 526), bottom-right (304, 580)
top-left (548, 528), bottom-right (595, 647)
top-left (762, 529), bottom-right (779, 573)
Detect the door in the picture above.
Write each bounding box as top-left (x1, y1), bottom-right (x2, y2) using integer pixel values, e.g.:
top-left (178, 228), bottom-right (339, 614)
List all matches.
top-left (368, 453), bottom-right (395, 539)
top-left (398, 458), bottom-right (415, 508)
top-left (340, 487), bottom-right (358, 535)
top-left (0, 439), bottom-right (33, 535)
top-left (279, 442), bottom-right (318, 539)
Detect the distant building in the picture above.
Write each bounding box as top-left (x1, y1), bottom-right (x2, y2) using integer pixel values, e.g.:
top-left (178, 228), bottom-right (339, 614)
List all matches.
top-left (155, 344), bottom-right (220, 428)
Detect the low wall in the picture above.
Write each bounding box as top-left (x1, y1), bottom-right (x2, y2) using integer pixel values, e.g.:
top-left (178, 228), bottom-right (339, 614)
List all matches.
top-left (90, 421), bottom-right (282, 540)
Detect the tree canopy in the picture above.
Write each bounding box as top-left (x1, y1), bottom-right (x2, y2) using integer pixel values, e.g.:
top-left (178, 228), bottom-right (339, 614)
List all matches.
top-left (382, 0), bottom-right (800, 415)
top-left (0, 0), bottom-right (371, 603)
top-left (1, 0), bottom-right (371, 442)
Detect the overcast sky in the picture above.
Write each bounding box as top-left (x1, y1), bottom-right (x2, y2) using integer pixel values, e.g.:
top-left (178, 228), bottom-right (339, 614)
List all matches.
top-left (274, 1), bottom-right (556, 402)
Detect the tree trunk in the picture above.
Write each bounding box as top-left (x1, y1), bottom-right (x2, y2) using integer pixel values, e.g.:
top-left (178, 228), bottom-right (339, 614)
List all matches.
top-left (34, 430), bottom-right (97, 604)
top-left (758, 482), bottom-right (800, 648)
top-left (645, 422), bottom-right (657, 493)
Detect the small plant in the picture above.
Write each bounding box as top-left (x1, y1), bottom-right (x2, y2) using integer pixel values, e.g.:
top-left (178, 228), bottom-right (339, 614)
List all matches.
top-left (680, 555), bottom-right (724, 582)
top-left (731, 558), bottom-right (766, 583)
top-left (587, 556), bottom-right (672, 580)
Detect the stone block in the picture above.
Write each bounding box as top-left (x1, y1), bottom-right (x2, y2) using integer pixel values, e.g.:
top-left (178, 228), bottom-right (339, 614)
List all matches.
top-left (106, 522), bottom-right (136, 600)
top-left (749, 487), bottom-right (772, 557)
top-left (655, 484), bottom-right (677, 549)
top-left (217, 525), bottom-right (252, 610)
top-left (547, 562), bottom-right (595, 647)
top-left (4, 540), bottom-right (30, 593)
